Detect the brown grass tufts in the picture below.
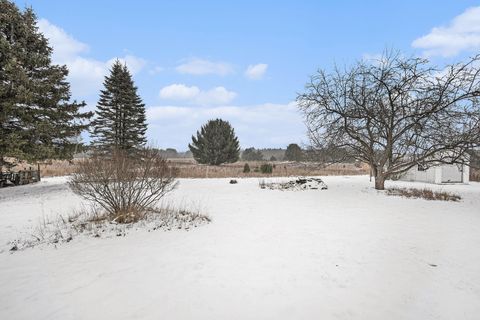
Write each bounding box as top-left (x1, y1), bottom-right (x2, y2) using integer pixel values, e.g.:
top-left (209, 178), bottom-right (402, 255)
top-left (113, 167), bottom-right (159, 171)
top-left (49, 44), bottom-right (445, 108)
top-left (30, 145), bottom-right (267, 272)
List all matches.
top-left (386, 187), bottom-right (461, 202)
top-left (36, 158), bottom-right (370, 179)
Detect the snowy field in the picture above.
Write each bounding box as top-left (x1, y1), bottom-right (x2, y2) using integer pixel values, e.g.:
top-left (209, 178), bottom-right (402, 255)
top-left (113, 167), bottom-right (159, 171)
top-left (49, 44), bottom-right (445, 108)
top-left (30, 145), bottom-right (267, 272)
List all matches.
top-left (1, 176), bottom-right (480, 320)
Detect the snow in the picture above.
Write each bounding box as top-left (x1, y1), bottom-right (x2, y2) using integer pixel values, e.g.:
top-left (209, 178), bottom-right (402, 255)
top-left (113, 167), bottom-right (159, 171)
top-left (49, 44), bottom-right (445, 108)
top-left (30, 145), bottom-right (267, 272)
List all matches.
top-left (1, 175), bottom-right (480, 319)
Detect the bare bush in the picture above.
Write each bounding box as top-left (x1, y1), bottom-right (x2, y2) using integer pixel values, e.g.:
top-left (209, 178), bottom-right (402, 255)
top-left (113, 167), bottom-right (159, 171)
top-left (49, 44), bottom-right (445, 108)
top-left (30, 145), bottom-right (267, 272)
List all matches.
top-left (68, 149), bottom-right (178, 223)
top-left (385, 187), bottom-right (461, 202)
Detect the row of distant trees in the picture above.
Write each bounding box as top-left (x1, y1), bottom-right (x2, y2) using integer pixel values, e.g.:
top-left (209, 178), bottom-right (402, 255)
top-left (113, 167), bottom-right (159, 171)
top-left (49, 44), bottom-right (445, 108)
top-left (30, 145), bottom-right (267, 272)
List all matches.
top-left (155, 145), bottom-right (307, 162)
top-left (242, 144), bottom-right (303, 162)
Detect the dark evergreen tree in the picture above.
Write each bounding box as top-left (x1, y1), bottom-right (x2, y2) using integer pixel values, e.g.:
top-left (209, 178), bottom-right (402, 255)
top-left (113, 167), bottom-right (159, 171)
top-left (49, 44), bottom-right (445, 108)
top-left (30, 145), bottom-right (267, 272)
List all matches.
top-left (0, 0), bottom-right (92, 167)
top-left (91, 61), bottom-right (147, 152)
top-left (189, 119), bottom-right (240, 165)
top-left (242, 147), bottom-right (263, 161)
top-left (285, 143), bottom-right (303, 161)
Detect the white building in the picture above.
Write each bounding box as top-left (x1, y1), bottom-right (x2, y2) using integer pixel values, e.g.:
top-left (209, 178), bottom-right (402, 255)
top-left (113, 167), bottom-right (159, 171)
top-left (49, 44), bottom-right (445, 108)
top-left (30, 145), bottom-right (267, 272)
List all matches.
top-left (398, 163), bottom-right (470, 184)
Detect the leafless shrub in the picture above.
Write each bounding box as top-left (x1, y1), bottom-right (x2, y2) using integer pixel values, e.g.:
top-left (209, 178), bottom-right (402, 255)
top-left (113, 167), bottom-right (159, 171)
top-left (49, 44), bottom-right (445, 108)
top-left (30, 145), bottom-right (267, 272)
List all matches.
top-left (385, 187), bottom-right (461, 202)
top-left (68, 149), bottom-right (178, 223)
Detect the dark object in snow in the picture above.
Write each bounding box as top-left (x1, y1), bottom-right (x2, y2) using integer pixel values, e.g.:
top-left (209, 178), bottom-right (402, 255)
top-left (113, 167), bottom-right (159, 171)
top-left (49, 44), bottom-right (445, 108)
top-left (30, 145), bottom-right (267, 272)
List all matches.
top-left (0, 167), bottom-right (41, 188)
top-left (429, 264), bottom-right (438, 267)
top-left (10, 244), bottom-right (18, 251)
top-left (229, 179), bottom-right (238, 184)
top-left (260, 177), bottom-right (328, 191)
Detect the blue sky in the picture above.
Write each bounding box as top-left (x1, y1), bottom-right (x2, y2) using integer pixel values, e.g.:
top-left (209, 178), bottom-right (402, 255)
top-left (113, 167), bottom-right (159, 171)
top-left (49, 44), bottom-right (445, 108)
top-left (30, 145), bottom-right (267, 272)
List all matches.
top-left (13, 0), bottom-right (480, 150)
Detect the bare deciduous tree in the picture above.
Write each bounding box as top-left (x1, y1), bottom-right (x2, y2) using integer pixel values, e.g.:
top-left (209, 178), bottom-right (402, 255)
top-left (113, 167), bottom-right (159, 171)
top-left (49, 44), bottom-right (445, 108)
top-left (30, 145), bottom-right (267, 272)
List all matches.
top-left (69, 149), bottom-right (177, 223)
top-left (298, 51), bottom-right (480, 189)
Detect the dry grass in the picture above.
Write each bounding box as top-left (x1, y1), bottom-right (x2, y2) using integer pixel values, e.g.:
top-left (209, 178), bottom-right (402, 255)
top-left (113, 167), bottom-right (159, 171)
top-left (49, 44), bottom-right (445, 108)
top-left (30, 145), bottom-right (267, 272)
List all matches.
top-left (36, 158), bottom-right (369, 178)
top-left (171, 160), bottom-right (368, 178)
top-left (39, 160), bottom-right (79, 177)
top-left (385, 187), bottom-right (461, 202)
top-left (9, 203), bottom-right (211, 251)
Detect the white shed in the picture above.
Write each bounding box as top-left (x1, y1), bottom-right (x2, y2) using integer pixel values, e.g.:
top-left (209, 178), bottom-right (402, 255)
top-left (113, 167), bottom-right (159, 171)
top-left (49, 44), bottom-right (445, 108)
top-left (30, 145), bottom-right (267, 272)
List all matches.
top-left (398, 163), bottom-right (470, 184)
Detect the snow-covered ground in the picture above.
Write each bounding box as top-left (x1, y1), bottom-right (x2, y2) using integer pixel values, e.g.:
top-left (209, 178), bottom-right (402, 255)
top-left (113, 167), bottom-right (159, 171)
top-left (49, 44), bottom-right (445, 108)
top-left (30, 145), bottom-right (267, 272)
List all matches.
top-left (1, 176), bottom-right (480, 320)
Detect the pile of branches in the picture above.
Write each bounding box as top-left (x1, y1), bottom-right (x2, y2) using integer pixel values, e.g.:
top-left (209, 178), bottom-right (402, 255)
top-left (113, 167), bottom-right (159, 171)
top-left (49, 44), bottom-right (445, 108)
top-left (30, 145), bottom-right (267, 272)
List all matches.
top-left (260, 177), bottom-right (328, 191)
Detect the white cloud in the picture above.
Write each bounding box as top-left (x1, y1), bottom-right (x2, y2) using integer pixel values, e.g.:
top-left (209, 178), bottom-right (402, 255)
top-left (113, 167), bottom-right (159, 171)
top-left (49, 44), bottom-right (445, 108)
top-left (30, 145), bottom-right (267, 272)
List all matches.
top-left (145, 102), bottom-right (305, 149)
top-left (244, 63), bottom-right (268, 80)
top-left (175, 58), bottom-right (234, 76)
top-left (196, 87), bottom-right (237, 105)
top-left (65, 58), bottom-right (107, 97)
top-left (159, 84), bottom-right (237, 106)
top-left (38, 19), bottom-right (146, 97)
top-left (37, 18), bottom-right (89, 62)
top-left (159, 84), bottom-right (201, 100)
top-left (412, 6), bottom-right (480, 57)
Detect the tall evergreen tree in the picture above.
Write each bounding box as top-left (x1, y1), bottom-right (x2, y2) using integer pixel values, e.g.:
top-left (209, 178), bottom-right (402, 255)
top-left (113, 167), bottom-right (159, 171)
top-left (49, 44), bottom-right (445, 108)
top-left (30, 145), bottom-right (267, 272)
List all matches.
top-left (0, 0), bottom-right (92, 167)
top-left (285, 143), bottom-right (303, 161)
top-left (189, 119), bottom-right (240, 165)
top-left (91, 61), bottom-right (147, 152)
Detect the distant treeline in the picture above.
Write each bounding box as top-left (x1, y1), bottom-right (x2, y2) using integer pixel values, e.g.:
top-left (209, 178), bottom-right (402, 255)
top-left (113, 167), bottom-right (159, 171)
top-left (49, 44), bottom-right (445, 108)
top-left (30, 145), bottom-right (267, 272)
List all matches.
top-left (153, 148), bottom-right (286, 160)
top-left (153, 145), bottom-right (358, 163)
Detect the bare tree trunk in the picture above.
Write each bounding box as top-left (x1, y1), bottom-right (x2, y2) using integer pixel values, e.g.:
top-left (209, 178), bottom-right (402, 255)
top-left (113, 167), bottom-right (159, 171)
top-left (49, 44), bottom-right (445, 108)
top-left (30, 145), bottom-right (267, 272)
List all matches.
top-left (374, 172), bottom-right (385, 190)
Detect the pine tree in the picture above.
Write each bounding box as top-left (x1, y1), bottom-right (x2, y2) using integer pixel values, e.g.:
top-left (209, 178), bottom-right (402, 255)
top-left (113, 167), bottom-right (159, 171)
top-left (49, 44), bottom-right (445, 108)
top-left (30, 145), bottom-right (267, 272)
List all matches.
top-left (189, 119), bottom-right (240, 165)
top-left (91, 61), bottom-right (147, 152)
top-left (242, 147), bottom-right (264, 161)
top-left (285, 143), bottom-right (303, 161)
top-left (0, 0), bottom-right (92, 167)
